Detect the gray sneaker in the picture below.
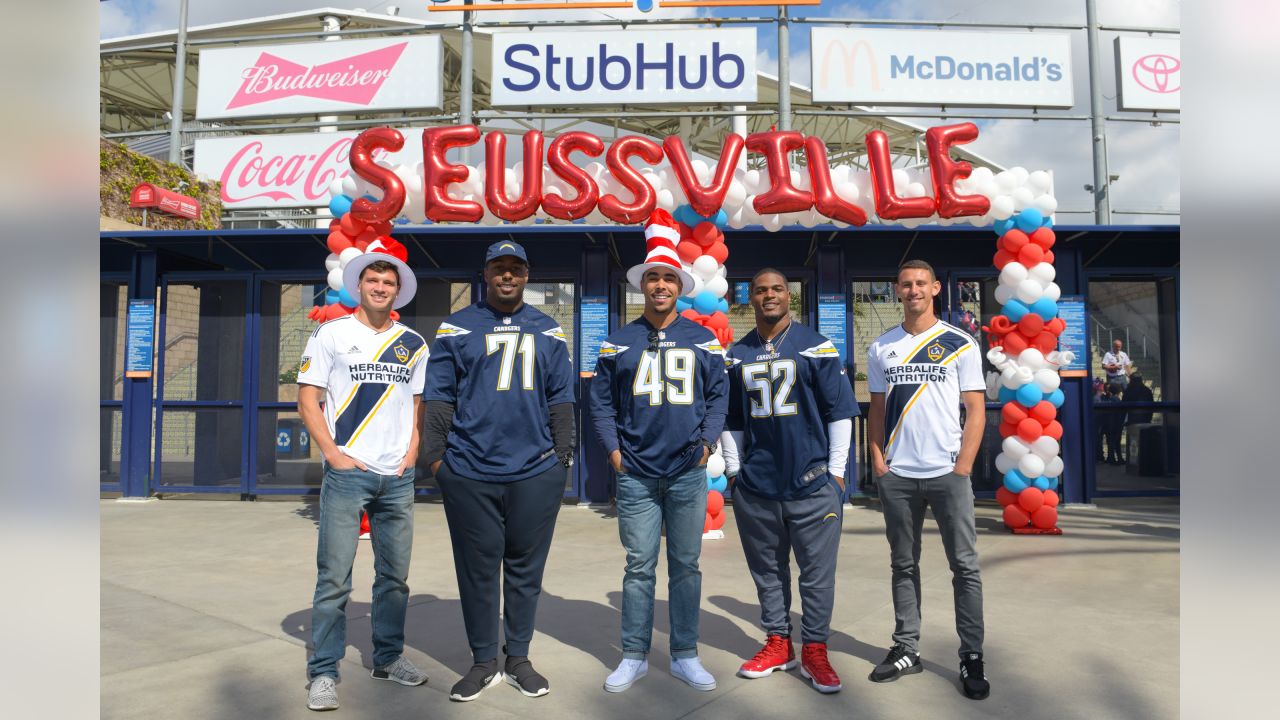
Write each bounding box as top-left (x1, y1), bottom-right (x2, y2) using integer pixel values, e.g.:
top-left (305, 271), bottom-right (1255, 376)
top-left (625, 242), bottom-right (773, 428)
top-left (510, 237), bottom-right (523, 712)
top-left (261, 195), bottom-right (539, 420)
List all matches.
top-left (307, 676), bottom-right (338, 711)
top-left (371, 655), bottom-right (428, 686)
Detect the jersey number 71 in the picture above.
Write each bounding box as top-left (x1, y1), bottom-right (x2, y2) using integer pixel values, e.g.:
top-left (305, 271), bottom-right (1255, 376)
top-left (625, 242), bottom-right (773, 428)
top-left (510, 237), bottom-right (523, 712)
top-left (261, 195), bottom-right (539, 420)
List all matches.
top-left (486, 333), bottom-right (535, 390)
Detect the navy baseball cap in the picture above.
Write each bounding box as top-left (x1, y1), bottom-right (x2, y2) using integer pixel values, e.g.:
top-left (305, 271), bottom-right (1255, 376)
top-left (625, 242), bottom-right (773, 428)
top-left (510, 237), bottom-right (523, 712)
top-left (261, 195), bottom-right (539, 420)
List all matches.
top-left (485, 240), bottom-right (528, 265)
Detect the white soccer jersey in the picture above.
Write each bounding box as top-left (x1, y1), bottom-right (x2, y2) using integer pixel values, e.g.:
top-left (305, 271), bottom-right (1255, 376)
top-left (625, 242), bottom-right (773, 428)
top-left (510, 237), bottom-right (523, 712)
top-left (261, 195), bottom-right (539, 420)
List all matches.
top-left (297, 316), bottom-right (428, 475)
top-left (867, 320), bottom-right (985, 478)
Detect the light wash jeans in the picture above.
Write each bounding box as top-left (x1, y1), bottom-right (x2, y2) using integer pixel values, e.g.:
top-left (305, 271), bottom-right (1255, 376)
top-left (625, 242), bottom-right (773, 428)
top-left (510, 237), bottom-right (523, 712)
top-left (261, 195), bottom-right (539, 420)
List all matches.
top-left (307, 466), bottom-right (416, 680)
top-left (616, 465), bottom-right (708, 660)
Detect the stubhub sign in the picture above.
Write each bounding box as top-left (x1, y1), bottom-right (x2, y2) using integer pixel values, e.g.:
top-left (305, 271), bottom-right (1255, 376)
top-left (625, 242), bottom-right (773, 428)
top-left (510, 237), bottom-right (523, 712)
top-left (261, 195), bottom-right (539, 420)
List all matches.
top-left (491, 28), bottom-right (756, 106)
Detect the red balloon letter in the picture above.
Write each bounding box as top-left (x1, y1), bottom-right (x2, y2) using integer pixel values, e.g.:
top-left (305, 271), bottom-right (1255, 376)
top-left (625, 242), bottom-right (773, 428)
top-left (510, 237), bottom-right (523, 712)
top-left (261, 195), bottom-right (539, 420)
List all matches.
top-left (803, 135), bottom-right (867, 226)
top-left (422, 125), bottom-right (483, 223)
top-left (662, 134), bottom-right (745, 218)
top-left (484, 130), bottom-right (544, 222)
top-left (600, 135), bottom-right (664, 224)
top-left (865, 130), bottom-right (935, 220)
top-left (925, 122), bottom-right (991, 218)
top-left (349, 127), bottom-right (406, 223)
top-left (542, 131), bottom-right (604, 221)
top-left (746, 130), bottom-right (813, 215)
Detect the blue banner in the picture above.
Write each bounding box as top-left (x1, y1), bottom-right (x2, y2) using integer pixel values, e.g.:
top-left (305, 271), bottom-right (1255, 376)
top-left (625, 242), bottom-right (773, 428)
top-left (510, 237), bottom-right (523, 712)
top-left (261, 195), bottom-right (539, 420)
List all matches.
top-left (1055, 295), bottom-right (1088, 375)
top-left (817, 293), bottom-right (848, 362)
top-left (578, 296), bottom-right (609, 375)
top-left (125, 299), bottom-right (156, 378)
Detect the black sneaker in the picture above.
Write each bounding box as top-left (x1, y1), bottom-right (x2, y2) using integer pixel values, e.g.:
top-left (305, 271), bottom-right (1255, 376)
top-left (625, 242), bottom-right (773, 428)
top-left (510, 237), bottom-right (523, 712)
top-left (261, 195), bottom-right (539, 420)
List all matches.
top-left (960, 652), bottom-right (990, 699)
top-left (449, 660), bottom-right (501, 702)
top-left (868, 643), bottom-right (922, 683)
top-left (504, 655), bottom-right (550, 697)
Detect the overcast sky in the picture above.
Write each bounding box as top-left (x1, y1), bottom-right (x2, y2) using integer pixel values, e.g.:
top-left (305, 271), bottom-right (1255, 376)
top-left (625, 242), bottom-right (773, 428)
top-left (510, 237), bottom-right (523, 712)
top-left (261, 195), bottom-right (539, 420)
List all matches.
top-left (100, 0), bottom-right (1181, 223)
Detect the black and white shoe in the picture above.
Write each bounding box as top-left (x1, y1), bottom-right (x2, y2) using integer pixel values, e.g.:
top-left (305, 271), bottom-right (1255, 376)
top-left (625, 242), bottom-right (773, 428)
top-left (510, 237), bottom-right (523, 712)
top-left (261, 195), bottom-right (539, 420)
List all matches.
top-left (504, 655), bottom-right (550, 697)
top-left (960, 652), bottom-right (990, 700)
top-left (868, 643), bottom-right (922, 683)
top-left (450, 660), bottom-right (502, 702)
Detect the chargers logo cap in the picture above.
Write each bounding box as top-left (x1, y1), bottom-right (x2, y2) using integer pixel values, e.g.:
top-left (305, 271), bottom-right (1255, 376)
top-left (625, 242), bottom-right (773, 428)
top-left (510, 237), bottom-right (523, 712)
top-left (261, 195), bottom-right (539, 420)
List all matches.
top-left (485, 240), bottom-right (529, 265)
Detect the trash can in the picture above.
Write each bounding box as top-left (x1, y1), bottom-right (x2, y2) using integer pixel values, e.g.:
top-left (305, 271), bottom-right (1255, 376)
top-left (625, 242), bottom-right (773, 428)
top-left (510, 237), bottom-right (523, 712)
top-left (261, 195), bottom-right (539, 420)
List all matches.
top-left (277, 419), bottom-right (306, 458)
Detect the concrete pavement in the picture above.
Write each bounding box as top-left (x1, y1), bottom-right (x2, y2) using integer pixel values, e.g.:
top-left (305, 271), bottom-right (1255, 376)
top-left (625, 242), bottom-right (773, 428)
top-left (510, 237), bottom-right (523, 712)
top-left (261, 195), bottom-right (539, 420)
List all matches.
top-left (101, 497), bottom-right (1178, 719)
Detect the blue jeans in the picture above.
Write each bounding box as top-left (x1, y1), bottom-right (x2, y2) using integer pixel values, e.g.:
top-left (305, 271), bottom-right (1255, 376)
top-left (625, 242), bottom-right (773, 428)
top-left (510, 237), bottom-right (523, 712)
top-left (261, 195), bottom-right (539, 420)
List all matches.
top-left (307, 466), bottom-right (416, 680)
top-left (616, 465), bottom-right (708, 660)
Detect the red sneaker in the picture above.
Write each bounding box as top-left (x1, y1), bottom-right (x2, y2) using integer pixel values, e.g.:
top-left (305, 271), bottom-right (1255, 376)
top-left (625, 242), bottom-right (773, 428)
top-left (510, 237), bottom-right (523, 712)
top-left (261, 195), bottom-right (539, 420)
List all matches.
top-left (738, 635), bottom-right (796, 678)
top-left (800, 642), bottom-right (842, 693)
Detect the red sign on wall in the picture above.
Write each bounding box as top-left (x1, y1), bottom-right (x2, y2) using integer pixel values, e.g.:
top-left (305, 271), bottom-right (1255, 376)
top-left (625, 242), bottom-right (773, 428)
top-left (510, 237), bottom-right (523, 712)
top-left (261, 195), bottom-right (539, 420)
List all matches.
top-left (129, 183), bottom-right (201, 220)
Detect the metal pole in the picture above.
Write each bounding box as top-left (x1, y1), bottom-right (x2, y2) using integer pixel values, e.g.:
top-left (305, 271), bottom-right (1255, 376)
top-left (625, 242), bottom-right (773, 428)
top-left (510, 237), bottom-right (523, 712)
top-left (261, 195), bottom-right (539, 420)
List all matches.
top-left (777, 8), bottom-right (791, 131)
top-left (460, 9), bottom-right (474, 162)
top-left (166, 0), bottom-right (190, 165)
top-left (1085, 0), bottom-right (1111, 224)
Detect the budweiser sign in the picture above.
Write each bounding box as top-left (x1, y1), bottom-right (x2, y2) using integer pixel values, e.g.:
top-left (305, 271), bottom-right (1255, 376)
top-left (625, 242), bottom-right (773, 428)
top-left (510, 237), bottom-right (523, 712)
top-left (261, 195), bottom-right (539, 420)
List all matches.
top-left (196, 37), bottom-right (442, 120)
top-left (193, 130), bottom-right (424, 209)
top-left (129, 183), bottom-right (201, 220)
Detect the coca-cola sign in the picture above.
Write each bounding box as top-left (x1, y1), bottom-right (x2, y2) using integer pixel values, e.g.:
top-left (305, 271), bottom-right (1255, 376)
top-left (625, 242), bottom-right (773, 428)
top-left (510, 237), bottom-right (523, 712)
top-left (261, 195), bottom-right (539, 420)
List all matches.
top-left (193, 130), bottom-right (424, 209)
top-left (196, 37), bottom-right (442, 120)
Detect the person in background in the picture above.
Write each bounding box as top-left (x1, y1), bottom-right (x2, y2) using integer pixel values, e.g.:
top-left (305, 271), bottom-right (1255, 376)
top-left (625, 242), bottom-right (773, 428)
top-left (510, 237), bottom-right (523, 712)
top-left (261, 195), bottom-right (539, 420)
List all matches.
top-left (1101, 339), bottom-right (1132, 390)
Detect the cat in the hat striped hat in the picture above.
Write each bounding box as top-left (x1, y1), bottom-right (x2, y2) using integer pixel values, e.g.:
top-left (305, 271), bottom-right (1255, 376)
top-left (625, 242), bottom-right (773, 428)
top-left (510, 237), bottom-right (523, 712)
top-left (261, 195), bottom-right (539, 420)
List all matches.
top-left (626, 209), bottom-right (696, 293)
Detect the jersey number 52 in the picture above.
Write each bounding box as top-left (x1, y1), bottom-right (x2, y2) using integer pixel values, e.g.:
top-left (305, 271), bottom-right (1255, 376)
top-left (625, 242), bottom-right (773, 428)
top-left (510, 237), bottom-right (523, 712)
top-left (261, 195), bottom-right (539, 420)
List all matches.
top-left (742, 360), bottom-right (798, 417)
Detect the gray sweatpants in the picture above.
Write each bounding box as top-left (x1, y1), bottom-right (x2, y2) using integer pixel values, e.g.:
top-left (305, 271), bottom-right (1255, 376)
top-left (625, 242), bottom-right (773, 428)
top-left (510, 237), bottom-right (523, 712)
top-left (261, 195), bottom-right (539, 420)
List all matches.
top-left (877, 470), bottom-right (984, 658)
top-left (733, 481), bottom-right (843, 644)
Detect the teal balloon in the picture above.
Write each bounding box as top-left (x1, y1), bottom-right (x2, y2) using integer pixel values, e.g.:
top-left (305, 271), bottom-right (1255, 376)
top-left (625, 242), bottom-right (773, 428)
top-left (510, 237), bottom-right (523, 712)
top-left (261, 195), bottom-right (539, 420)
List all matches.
top-left (676, 297), bottom-right (692, 312)
top-left (1030, 297), bottom-right (1058, 320)
top-left (1003, 469), bottom-right (1030, 493)
top-left (1047, 388), bottom-right (1065, 408)
top-left (1002, 299), bottom-right (1030, 322)
top-left (1032, 475), bottom-right (1051, 490)
top-left (328, 194), bottom-right (353, 217)
top-left (994, 218), bottom-right (1014, 236)
top-left (716, 298), bottom-right (729, 314)
top-left (1015, 208), bottom-right (1043, 233)
top-left (693, 291), bottom-right (718, 315)
top-left (1015, 383), bottom-right (1043, 407)
top-left (708, 475), bottom-right (728, 492)
top-left (712, 208), bottom-right (728, 227)
top-left (338, 288), bottom-right (357, 308)
top-left (1045, 476), bottom-right (1060, 489)
top-left (998, 386), bottom-right (1017, 403)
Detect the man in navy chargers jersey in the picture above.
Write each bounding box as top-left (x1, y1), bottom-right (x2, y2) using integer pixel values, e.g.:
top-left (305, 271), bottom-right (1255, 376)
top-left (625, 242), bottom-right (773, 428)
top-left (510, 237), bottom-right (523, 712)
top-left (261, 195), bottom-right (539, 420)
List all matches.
top-left (589, 212), bottom-right (729, 694)
top-left (866, 259), bottom-right (989, 700)
top-left (423, 241), bottom-right (577, 702)
top-left (719, 268), bottom-right (857, 695)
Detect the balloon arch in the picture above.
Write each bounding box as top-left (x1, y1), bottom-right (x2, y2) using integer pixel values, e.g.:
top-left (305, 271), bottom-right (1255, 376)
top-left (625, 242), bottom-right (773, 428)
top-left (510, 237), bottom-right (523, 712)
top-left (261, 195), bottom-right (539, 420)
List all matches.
top-left (318, 123), bottom-right (1069, 534)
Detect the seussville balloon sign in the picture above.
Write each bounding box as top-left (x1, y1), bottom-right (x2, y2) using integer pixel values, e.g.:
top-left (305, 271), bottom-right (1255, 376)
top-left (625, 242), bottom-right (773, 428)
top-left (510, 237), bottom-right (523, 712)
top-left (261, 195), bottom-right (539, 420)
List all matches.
top-left (317, 123), bottom-right (1065, 533)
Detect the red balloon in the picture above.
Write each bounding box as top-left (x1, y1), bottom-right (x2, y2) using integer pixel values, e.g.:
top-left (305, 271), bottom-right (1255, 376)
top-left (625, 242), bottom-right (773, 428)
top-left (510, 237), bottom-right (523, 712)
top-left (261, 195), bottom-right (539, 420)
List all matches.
top-left (339, 213), bottom-right (367, 238)
top-left (804, 135), bottom-right (868, 226)
top-left (1017, 418), bottom-right (1043, 442)
top-left (327, 231), bottom-right (353, 255)
top-left (746, 130), bottom-right (813, 215)
top-left (355, 228), bottom-right (379, 247)
top-left (1032, 331), bottom-right (1058, 354)
top-left (676, 241), bottom-right (702, 264)
top-left (599, 135), bottom-right (663, 224)
top-left (1001, 332), bottom-right (1029, 355)
top-left (1018, 487), bottom-right (1045, 514)
top-left (1003, 504), bottom-right (1031, 528)
top-left (993, 249), bottom-right (1016, 269)
top-left (1044, 420), bottom-right (1064, 441)
top-left (1018, 313), bottom-right (1044, 338)
top-left (1018, 243), bottom-right (1045, 267)
top-left (865, 130), bottom-right (936, 220)
top-left (664, 133), bottom-right (745, 218)
top-left (1043, 489), bottom-right (1060, 508)
top-left (676, 222), bottom-right (694, 239)
top-left (1030, 401), bottom-right (1056, 425)
top-left (1031, 505), bottom-right (1059, 530)
top-left (925, 122), bottom-right (991, 218)
top-left (711, 511), bottom-right (726, 531)
top-left (1000, 229), bottom-right (1029, 254)
top-left (1044, 250), bottom-right (1055, 265)
top-left (328, 218), bottom-right (342, 233)
top-left (987, 315), bottom-right (1014, 336)
top-left (484, 130), bottom-right (544, 222)
top-left (543, 131), bottom-right (605, 221)
top-left (349, 127), bottom-right (407, 223)
top-left (1002, 403), bottom-right (1028, 425)
top-left (422, 125), bottom-right (483, 223)
top-left (370, 220), bottom-right (394, 236)
top-left (706, 241), bottom-right (729, 265)
top-left (680, 309), bottom-right (701, 322)
top-left (995, 486), bottom-right (1017, 507)
top-left (998, 421), bottom-right (1019, 438)
top-left (707, 312), bottom-right (729, 331)
top-left (703, 514), bottom-right (713, 533)
top-left (707, 490), bottom-right (724, 515)
top-left (1030, 227), bottom-right (1056, 250)
top-left (1045, 317), bottom-right (1066, 336)
top-left (693, 222), bottom-right (720, 248)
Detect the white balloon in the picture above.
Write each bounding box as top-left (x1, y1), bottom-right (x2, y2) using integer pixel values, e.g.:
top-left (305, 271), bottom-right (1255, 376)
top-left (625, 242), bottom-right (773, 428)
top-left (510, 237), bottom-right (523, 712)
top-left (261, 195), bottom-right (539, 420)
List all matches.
top-left (1028, 170), bottom-right (1052, 194)
top-left (994, 453), bottom-right (1014, 474)
top-left (1034, 368), bottom-right (1061, 393)
top-left (892, 169), bottom-right (910, 189)
top-left (743, 169), bottom-right (762, 194)
top-left (1011, 187), bottom-right (1035, 210)
top-left (341, 176), bottom-right (359, 197)
top-left (994, 170), bottom-right (1018, 193)
top-left (990, 195), bottom-right (1015, 220)
top-left (836, 181), bottom-right (859, 203)
top-left (328, 178), bottom-right (345, 198)
top-left (1044, 456), bottom-right (1065, 478)
top-left (1029, 262), bottom-right (1056, 285)
top-left (657, 188), bottom-right (675, 211)
top-left (1014, 366), bottom-right (1036, 386)
top-left (327, 267), bottom-right (345, 292)
top-left (1033, 194), bottom-right (1058, 215)
top-left (324, 253), bottom-right (340, 271)
top-left (1018, 453), bottom-right (1046, 479)
top-left (1018, 348), bottom-right (1047, 370)
top-left (692, 255), bottom-right (720, 279)
top-left (1032, 436), bottom-right (1060, 460)
top-left (800, 209), bottom-right (821, 228)
top-left (1003, 436), bottom-right (1031, 459)
top-left (763, 214), bottom-right (783, 232)
top-left (1044, 282), bottom-right (1061, 302)
top-left (725, 180), bottom-right (747, 208)
top-left (716, 265), bottom-right (727, 278)
top-left (905, 181), bottom-right (928, 199)
top-left (683, 273), bottom-right (704, 298)
top-left (1000, 261), bottom-right (1029, 285)
top-left (706, 454), bottom-right (725, 478)
top-left (993, 284), bottom-right (1014, 305)
top-left (1000, 365), bottom-right (1021, 389)
top-left (1010, 167), bottom-right (1030, 185)
top-left (705, 275), bottom-right (729, 298)
top-left (692, 159), bottom-right (711, 184)
top-left (728, 207), bottom-right (746, 229)
top-left (971, 166), bottom-right (995, 184)
top-left (338, 247), bottom-right (363, 268)
top-left (1016, 278), bottom-right (1044, 304)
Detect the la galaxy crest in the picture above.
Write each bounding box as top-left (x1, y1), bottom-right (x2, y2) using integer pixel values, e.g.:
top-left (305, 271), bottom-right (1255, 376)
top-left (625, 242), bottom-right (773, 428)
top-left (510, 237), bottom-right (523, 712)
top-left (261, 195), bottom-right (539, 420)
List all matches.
top-left (299, 355), bottom-right (311, 373)
top-left (927, 342), bottom-right (945, 362)
top-left (393, 343), bottom-right (410, 363)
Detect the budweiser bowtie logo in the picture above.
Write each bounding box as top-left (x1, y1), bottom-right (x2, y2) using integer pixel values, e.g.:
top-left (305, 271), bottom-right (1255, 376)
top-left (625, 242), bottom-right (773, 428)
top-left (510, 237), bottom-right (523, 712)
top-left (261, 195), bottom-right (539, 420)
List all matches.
top-left (226, 42), bottom-right (408, 109)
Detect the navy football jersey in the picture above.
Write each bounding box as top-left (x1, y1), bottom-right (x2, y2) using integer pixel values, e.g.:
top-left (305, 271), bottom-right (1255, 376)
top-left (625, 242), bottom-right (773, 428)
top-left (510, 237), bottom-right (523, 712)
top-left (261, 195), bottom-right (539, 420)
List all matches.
top-left (589, 316), bottom-right (729, 479)
top-left (726, 322), bottom-right (859, 500)
top-left (424, 301), bottom-right (576, 482)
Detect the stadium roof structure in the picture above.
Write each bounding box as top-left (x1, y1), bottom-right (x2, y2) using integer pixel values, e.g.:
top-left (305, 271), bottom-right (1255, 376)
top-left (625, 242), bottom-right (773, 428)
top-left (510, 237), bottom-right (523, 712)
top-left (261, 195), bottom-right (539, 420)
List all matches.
top-left (101, 6), bottom-right (1004, 172)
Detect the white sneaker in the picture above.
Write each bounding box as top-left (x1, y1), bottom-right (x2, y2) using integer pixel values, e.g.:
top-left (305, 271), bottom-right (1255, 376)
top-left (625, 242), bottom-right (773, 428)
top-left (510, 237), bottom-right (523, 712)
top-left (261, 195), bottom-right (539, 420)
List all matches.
top-left (307, 675), bottom-right (338, 711)
top-left (671, 657), bottom-right (716, 691)
top-left (604, 658), bottom-right (648, 693)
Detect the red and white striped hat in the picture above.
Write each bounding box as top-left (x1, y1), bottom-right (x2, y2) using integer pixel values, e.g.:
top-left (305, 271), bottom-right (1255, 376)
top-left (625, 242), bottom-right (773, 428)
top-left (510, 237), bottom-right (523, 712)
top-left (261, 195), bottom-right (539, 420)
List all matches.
top-left (627, 209), bottom-right (695, 293)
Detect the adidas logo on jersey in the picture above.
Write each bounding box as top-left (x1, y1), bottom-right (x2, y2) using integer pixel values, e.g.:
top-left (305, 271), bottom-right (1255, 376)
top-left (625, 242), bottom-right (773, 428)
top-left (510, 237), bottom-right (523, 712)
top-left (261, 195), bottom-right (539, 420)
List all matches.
top-left (886, 350), bottom-right (898, 359)
top-left (348, 345), bottom-right (362, 353)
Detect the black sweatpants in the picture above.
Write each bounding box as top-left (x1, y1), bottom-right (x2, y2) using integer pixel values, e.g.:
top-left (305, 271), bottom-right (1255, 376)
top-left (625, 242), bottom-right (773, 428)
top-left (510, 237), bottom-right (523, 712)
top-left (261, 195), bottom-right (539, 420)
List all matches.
top-left (437, 462), bottom-right (565, 662)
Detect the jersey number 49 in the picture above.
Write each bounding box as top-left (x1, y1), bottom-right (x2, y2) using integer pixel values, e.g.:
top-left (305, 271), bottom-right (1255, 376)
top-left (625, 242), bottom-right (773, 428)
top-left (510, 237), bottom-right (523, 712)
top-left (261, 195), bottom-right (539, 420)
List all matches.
top-left (633, 349), bottom-right (695, 406)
